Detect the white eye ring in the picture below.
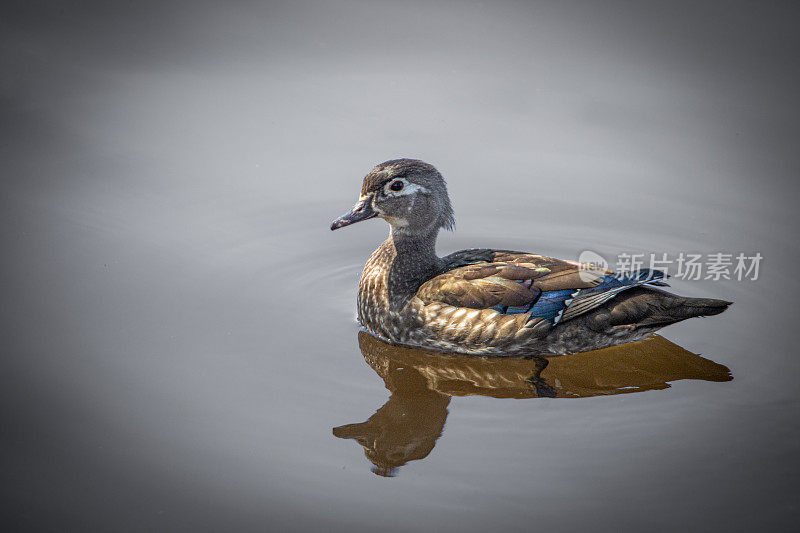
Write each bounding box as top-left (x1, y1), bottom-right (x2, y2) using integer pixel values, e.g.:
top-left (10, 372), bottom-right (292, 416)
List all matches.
top-left (384, 178), bottom-right (408, 196)
top-left (383, 178), bottom-right (427, 197)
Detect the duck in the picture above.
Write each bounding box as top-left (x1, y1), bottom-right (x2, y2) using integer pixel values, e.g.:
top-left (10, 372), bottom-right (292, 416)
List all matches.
top-left (330, 158), bottom-right (731, 356)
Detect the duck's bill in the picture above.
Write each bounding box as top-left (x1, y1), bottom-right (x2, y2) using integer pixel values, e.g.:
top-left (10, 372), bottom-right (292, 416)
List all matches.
top-left (330, 196), bottom-right (377, 230)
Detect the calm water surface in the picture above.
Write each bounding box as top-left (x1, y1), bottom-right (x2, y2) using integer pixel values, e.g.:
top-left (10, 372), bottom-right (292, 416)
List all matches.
top-left (5, 176), bottom-right (798, 531)
top-left (3, 1), bottom-right (799, 531)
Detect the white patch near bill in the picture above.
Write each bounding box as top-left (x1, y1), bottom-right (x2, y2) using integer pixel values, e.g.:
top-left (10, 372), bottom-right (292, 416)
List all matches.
top-left (383, 215), bottom-right (409, 227)
top-left (373, 203), bottom-right (410, 227)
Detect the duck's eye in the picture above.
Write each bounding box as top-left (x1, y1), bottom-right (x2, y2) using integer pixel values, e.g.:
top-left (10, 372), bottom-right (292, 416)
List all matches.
top-left (390, 180), bottom-right (404, 192)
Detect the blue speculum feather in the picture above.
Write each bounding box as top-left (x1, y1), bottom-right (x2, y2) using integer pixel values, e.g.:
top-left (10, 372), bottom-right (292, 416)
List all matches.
top-left (526, 289), bottom-right (575, 320)
top-left (491, 269), bottom-right (667, 321)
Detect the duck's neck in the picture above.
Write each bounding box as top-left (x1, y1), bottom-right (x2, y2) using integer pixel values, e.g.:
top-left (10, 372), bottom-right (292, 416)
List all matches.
top-left (389, 224), bottom-right (441, 273)
top-left (385, 227), bottom-right (442, 305)
top-left (391, 227), bottom-right (439, 265)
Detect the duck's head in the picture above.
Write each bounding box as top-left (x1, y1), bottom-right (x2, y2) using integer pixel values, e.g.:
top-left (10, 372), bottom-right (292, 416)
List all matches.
top-left (331, 159), bottom-right (455, 235)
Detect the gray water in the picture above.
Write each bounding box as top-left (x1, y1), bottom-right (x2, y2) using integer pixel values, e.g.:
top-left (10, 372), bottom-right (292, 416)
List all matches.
top-left (3, 1), bottom-right (799, 531)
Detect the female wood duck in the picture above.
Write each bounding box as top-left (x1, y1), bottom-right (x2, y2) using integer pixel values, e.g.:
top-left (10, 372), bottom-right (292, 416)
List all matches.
top-left (330, 158), bottom-right (731, 356)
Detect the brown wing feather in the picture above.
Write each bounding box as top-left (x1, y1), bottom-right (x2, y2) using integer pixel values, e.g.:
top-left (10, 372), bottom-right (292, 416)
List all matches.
top-left (419, 251), bottom-right (610, 310)
top-left (491, 251), bottom-right (609, 291)
top-left (418, 261), bottom-right (548, 309)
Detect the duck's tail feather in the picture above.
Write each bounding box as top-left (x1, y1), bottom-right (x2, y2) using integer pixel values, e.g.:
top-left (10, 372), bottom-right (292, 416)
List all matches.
top-left (651, 295), bottom-right (732, 322)
top-left (599, 288), bottom-right (732, 330)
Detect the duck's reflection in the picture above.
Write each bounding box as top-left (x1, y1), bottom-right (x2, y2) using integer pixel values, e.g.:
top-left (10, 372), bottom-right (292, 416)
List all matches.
top-left (333, 331), bottom-right (731, 476)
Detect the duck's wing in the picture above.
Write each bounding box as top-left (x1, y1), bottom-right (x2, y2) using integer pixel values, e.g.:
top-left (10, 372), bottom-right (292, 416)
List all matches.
top-left (418, 260), bottom-right (549, 310)
top-left (431, 250), bottom-right (608, 309)
top-left (431, 249), bottom-right (666, 325)
top-left (407, 252), bottom-right (602, 353)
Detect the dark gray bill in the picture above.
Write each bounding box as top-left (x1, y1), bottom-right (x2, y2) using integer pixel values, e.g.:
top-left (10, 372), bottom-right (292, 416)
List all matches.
top-left (330, 196), bottom-right (377, 230)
